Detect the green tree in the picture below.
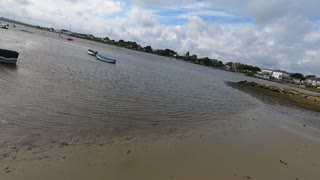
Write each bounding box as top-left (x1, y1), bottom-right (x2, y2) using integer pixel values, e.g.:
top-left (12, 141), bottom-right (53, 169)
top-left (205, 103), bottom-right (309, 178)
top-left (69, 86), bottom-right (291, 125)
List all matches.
top-left (143, 46), bottom-right (153, 53)
top-left (305, 75), bottom-right (316, 79)
top-left (290, 73), bottom-right (305, 80)
top-left (237, 64), bottom-right (261, 72)
top-left (217, 61), bottom-right (224, 68)
top-left (201, 57), bottom-right (212, 66)
top-left (118, 39), bottom-right (125, 47)
top-left (225, 62), bottom-right (233, 66)
top-left (154, 49), bottom-right (177, 57)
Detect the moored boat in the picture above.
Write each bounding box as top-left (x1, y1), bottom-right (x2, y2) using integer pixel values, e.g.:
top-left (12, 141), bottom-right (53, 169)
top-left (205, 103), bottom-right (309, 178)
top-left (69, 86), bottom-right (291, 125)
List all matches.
top-left (0, 49), bottom-right (19, 64)
top-left (88, 49), bottom-right (97, 56)
top-left (96, 53), bottom-right (116, 64)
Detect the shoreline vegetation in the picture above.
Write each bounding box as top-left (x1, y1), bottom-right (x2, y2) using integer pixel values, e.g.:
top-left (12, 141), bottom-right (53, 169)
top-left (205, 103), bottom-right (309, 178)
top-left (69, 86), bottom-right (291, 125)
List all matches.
top-left (227, 81), bottom-right (320, 113)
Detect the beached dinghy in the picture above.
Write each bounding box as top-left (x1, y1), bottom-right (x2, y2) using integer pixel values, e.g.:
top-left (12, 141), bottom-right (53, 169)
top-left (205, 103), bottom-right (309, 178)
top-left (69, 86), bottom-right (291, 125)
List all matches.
top-left (0, 49), bottom-right (19, 64)
top-left (88, 49), bottom-right (97, 56)
top-left (96, 53), bottom-right (116, 64)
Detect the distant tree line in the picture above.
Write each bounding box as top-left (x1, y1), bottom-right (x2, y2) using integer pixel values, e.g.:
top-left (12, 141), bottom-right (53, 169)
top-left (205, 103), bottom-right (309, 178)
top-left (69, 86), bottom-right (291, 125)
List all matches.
top-left (290, 73), bottom-right (305, 80)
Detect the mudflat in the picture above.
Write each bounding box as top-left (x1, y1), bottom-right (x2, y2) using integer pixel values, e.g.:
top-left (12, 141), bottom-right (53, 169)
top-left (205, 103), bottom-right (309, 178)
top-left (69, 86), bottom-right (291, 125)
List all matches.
top-left (1, 107), bottom-right (320, 180)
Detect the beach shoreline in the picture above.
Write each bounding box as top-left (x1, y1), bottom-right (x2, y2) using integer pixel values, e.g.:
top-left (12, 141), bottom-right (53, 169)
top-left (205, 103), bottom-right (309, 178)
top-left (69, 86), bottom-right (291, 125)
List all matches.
top-left (1, 105), bottom-right (320, 180)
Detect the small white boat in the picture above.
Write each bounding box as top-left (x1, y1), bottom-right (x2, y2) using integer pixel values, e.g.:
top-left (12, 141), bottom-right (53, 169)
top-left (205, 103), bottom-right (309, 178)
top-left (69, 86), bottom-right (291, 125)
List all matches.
top-left (0, 49), bottom-right (19, 64)
top-left (88, 49), bottom-right (97, 56)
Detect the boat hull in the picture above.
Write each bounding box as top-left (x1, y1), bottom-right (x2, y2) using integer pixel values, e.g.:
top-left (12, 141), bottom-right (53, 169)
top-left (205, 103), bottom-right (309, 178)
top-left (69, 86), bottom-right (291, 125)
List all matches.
top-left (0, 49), bottom-right (19, 64)
top-left (0, 56), bottom-right (17, 64)
top-left (88, 49), bottom-right (97, 56)
top-left (96, 54), bottom-right (116, 64)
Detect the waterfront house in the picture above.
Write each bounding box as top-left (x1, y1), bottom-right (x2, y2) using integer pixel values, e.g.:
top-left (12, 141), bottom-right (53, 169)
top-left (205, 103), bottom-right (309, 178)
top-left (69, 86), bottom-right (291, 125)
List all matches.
top-left (261, 69), bottom-right (273, 75)
top-left (291, 78), bottom-right (302, 84)
top-left (306, 77), bottom-right (320, 86)
top-left (272, 70), bottom-right (290, 79)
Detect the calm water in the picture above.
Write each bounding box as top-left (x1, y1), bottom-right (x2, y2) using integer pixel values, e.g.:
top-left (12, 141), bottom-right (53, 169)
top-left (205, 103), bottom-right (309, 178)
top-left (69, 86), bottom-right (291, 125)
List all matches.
top-left (0, 25), bottom-right (319, 145)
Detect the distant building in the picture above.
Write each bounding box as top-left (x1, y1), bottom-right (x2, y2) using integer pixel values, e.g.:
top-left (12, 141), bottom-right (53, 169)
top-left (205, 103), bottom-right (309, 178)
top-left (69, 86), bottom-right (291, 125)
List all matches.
top-left (272, 70), bottom-right (290, 79)
top-left (58, 29), bottom-right (71, 35)
top-left (261, 69), bottom-right (273, 75)
top-left (306, 77), bottom-right (320, 86)
top-left (256, 69), bottom-right (270, 79)
top-left (232, 63), bottom-right (241, 71)
top-left (291, 78), bottom-right (301, 84)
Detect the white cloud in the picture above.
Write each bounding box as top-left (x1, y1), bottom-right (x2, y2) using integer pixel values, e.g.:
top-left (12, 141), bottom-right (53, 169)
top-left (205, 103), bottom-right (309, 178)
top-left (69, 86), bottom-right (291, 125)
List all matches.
top-left (304, 32), bottom-right (320, 44)
top-left (1, 0), bottom-right (320, 76)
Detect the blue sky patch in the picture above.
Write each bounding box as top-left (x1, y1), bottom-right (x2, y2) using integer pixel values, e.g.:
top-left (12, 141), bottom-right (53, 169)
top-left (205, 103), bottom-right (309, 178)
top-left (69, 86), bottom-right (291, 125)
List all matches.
top-left (149, 7), bottom-right (251, 25)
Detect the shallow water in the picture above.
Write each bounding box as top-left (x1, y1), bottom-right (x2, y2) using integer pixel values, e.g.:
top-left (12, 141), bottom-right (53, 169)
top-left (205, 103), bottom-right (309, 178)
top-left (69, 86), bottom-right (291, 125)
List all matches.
top-left (0, 25), bottom-right (319, 145)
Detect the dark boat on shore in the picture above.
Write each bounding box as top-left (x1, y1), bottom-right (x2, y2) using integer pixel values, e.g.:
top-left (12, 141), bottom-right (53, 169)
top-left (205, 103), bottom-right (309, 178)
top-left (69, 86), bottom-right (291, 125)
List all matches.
top-left (88, 49), bottom-right (97, 56)
top-left (0, 49), bottom-right (19, 64)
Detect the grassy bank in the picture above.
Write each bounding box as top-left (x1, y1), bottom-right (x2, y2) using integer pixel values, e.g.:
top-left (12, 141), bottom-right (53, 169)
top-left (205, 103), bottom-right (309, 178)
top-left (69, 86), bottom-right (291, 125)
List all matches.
top-left (227, 81), bottom-right (320, 113)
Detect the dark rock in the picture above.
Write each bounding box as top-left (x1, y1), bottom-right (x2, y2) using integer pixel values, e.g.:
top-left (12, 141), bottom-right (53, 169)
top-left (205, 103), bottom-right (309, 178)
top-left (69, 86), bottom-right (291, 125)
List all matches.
top-left (287, 91), bottom-right (299, 96)
top-left (262, 84), bottom-right (270, 89)
top-left (127, 150), bottom-right (131, 154)
top-left (3, 153), bottom-right (9, 157)
top-left (306, 96), bottom-right (317, 102)
top-left (59, 142), bottom-right (69, 147)
top-left (268, 86), bottom-right (282, 93)
top-left (298, 94), bottom-right (307, 98)
top-left (247, 82), bottom-right (258, 87)
top-left (238, 80), bottom-right (247, 84)
top-left (280, 160), bottom-right (288, 165)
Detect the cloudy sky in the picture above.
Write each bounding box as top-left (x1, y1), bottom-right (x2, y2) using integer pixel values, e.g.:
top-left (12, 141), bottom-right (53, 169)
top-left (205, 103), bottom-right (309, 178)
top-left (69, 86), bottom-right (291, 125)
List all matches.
top-left (1, 0), bottom-right (320, 76)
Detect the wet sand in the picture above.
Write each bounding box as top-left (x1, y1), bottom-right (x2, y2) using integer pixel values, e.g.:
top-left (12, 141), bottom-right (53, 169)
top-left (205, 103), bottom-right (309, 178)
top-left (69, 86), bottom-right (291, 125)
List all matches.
top-left (1, 106), bottom-right (320, 180)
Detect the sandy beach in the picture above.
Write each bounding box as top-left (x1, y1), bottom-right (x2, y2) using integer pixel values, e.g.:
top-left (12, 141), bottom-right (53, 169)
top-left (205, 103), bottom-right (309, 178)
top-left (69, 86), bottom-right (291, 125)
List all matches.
top-left (0, 25), bottom-right (320, 180)
top-left (1, 103), bottom-right (320, 180)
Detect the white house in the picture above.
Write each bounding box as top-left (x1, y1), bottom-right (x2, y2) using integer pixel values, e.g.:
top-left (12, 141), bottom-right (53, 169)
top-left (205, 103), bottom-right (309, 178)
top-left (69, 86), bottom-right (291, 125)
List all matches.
top-left (272, 70), bottom-right (290, 79)
top-left (306, 77), bottom-right (320, 86)
top-left (261, 69), bottom-right (273, 75)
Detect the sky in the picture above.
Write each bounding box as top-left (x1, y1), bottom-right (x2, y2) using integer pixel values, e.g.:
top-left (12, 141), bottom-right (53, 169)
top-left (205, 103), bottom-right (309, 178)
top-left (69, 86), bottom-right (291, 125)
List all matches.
top-left (1, 0), bottom-right (320, 76)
